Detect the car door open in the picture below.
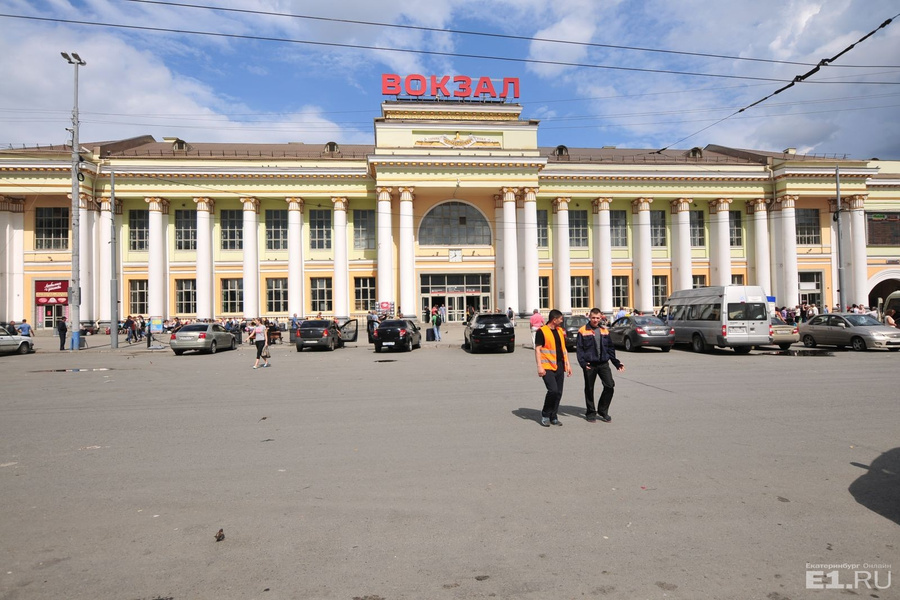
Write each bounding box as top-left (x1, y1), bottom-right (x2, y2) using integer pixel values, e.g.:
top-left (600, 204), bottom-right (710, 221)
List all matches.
top-left (340, 319), bottom-right (359, 343)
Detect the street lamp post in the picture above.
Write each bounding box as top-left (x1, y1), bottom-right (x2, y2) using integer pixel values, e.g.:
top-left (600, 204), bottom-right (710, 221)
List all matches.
top-left (62, 51), bottom-right (85, 351)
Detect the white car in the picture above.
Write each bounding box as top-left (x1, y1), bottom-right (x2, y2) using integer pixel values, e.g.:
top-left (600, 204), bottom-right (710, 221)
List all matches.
top-left (0, 326), bottom-right (34, 355)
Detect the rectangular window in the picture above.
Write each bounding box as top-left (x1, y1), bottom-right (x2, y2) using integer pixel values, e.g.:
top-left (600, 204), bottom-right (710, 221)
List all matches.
top-left (310, 277), bottom-right (333, 312)
top-left (729, 210), bottom-right (743, 247)
top-left (795, 208), bottom-right (821, 245)
top-left (221, 278), bottom-right (243, 314)
top-left (129, 279), bottom-right (148, 315)
top-left (866, 212), bottom-right (900, 246)
top-left (309, 209), bottom-right (332, 250)
top-left (174, 210), bottom-right (196, 251)
top-left (799, 271), bottom-right (823, 308)
top-left (731, 274), bottom-right (745, 285)
top-left (690, 210), bottom-right (706, 246)
top-left (612, 276), bottom-right (629, 309)
top-left (539, 276), bottom-right (549, 310)
top-left (650, 210), bottom-right (667, 247)
top-left (354, 277), bottom-right (376, 311)
top-left (571, 276), bottom-right (590, 309)
top-left (610, 210), bottom-right (628, 247)
top-left (266, 277), bottom-right (288, 313)
top-left (537, 210), bottom-right (549, 248)
top-left (353, 210), bottom-right (376, 250)
top-left (569, 210), bottom-right (589, 248)
top-left (220, 209), bottom-right (243, 250)
top-left (175, 279), bottom-right (196, 314)
top-left (129, 209), bottom-right (149, 251)
top-left (266, 209), bottom-right (288, 251)
top-left (692, 275), bottom-right (707, 288)
top-left (652, 275), bottom-right (668, 308)
top-left (34, 207), bottom-right (69, 250)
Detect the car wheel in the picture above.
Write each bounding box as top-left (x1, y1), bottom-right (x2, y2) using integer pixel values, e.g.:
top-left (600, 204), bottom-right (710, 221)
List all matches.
top-left (17, 343), bottom-right (29, 355)
top-left (889, 348), bottom-right (899, 352)
top-left (173, 349), bottom-right (184, 356)
top-left (660, 345), bottom-right (671, 352)
top-left (405, 338), bottom-right (413, 352)
top-left (230, 338), bottom-right (236, 351)
top-left (851, 336), bottom-right (867, 352)
top-left (209, 341), bottom-right (217, 354)
top-left (733, 346), bottom-right (752, 355)
top-left (778, 343), bottom-right (792, 351)
top-left (296, 344), bottom-right (303, 352)
top-left (506, 343), bottom-right (515, 353)
top-left (624, 336), bottom-right (635, 352)
top-left (802, 335), bottom-right (817, 348)
top-left (413, 337), bottom-right (421, 349)
top-left (470, 340), bottom-right (478, 353)
top-left (374, 344), bottom-right (382, 353)
top-left (691, 334), bottom-right (706, 353)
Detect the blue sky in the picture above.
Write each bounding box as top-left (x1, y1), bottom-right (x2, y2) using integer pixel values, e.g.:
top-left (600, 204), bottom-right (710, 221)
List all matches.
top-left (1, 0), bottom-right (899, 158)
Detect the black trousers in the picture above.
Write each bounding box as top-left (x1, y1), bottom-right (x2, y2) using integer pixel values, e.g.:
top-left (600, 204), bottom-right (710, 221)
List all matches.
top-left (541, 368), bottom-right (566, 419)
top-left (582, 362), bottom-right (615, 417)
top-left (59, 332), bottom-right (66, 351)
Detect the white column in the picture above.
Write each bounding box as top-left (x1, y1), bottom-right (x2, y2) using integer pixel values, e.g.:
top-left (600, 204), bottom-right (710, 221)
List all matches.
top-left (79, 194), bottom-right (95, 322)
top-left (398, 187), bottom-right (415, 318)
top-left (553, 197), bottom-right (571, 313)
top-left (838, 198), bottom-right (853, 309)
top-left (593, 197), bottom-right (613, 312)
top-left (670, 198), bottom-right (692, 292)
top-left (522, 188), bottom-right (540, 314)
top-left (376, 187), bottom-right (394, 307)
top-left (494, 194), bottom-right (504, 304)
top-left (194, 197), bottom-right (215, 320)
top-left (0, 203), bottom-right (9, 312)
top-left (516, 192), bottom-right (526, 314)
top-left (286, 197), bottom-right (304, 318)
top-left (750, 199), bottom-right (771, 295)
top-left (780, 195), bottom-right (799, 308)
top-left (501, 187), bottom-right (519, 315)
top-left (241, 197), bottom-right (260, 318)
top-left (632, 198), bottom-right (653, 312)
top-left (333, 197), bottom-right (350, 320)
top-left (849, 194), bottom-right (868, 305)
top-left (710, 198), bottom-right (733, 286)
top-left (0, 199), bottom-right (25, 319)
top-left (98, 196), bottom-right (112, 323)
top-left (146, 197), bottom-right (169, 319)
top-left (770, 201), bottom-right (784, 304)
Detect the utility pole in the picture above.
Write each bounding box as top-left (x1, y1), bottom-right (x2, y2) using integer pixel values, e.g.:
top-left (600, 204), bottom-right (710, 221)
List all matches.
top-left (62, 51), bottom-right (85, 350)
top-left (834, 166), bottom-right (846, 311)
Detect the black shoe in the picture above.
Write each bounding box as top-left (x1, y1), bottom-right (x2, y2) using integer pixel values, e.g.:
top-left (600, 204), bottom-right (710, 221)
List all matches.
top-left (550, 419), bottom-right (562, 426)
top-left (598, 414), bottom-right (612, 422)
top-left (586, 413), bottom-right (597, 422)
top-left (540, 417), bottom-right (550, 427)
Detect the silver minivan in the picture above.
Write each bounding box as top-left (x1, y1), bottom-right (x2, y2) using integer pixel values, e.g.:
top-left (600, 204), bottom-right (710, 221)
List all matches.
top-left (659, 286), bottom-right (771, 354)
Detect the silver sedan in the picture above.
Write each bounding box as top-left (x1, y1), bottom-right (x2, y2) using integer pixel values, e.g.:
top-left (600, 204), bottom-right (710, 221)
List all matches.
top-left (0, 326), bottom-right (34, 355)
top-left (799, 313), bottom-right (900, 351)
top-left (170, 323), bottom-right (237, 355)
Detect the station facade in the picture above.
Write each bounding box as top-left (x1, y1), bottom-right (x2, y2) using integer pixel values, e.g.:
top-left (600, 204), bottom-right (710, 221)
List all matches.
top-left (1, 99), bottom-right (899, 328)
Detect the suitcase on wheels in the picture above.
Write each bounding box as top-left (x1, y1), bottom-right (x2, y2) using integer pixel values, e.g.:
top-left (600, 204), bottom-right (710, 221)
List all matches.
top-left (426, 328), bottom-right (435, 342)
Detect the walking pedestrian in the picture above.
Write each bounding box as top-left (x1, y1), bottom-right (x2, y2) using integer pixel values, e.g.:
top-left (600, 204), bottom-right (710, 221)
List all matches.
top-left (534, 309), bottom-right (571, 427)
top-left (431, 310), bottom-right (442, 341)
top-left (57, 316), bottom-right (68, 351)
top-left (529, 308), bottom-right (544, 347)
top-left (250, 319), bottom-right (270, 369)
top-left (575, 308), bottom-right (625, 423)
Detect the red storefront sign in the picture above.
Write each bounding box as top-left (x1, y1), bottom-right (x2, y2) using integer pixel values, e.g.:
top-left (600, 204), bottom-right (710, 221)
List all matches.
top-left (382, 74), bottom-right (520, 99)
top-left (35, 280), bottom-right (68, 305)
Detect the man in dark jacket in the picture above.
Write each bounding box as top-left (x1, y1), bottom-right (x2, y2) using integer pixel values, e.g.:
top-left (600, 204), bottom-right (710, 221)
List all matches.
top-left (575, 308), bottom-right (625, 423)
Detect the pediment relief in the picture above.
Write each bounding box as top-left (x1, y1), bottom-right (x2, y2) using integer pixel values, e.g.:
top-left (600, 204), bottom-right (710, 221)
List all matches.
top-left (415, 132), bottom-right (501, 149)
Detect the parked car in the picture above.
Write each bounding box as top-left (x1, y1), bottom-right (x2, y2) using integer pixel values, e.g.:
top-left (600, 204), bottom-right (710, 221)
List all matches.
top-left (799, 313), bottom-right (900, 351)
top-left (609, 315), bottom-right (675, 352)
top-left (562, 315), bottom-right (589, 350)
top-left (463, 313), bottom-right (515, 353)
top-left (373, 319), bottom-right (421, 352)
top-left (170, 323), bottom-right (236, 355)
top-left (296, 319), bottom-right (359, 351)
top-left (0, 326), bottom-right (34, 355)
top-left (768, 317), bottom-right (799, 350)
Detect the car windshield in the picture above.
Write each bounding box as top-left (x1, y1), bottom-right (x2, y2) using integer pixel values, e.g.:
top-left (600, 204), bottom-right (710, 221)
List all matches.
top-left (564, 316), bottom-right (588, 329)
top-left (844, 314), bottom-right (881, 327)
top-left (179, 324), bottom-right (208, 332)
top-left (379, 320), bottom-right (406, 328)
top-left (476, 315), bottom-right (510, 325)
top-left (301, 320), bottom-right (330, 328)
top-left (634, 316), bottom-right (665, 327)
top-left (0, 327), bottom-right (9, 335)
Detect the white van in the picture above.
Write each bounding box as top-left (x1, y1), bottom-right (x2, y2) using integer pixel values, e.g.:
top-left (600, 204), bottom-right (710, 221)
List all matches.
top-left (659, 286), bottom-right (771, 354)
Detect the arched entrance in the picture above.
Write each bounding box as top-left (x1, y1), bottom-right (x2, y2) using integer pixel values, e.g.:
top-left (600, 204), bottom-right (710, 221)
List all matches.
top-left (868, 270), bottom-right (900, 308)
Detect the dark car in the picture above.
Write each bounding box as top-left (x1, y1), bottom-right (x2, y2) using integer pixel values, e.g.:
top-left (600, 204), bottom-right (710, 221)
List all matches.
top-left (296, 319), bottom-right (359, 351)
top-left (609, 315), bottom-right (675, 352)
top-left (562, 315), bottom-right (589, 350)
top-left (373, 319), bottom-right (421, 352)
top-left (464, 313), bottom-right (516, 353)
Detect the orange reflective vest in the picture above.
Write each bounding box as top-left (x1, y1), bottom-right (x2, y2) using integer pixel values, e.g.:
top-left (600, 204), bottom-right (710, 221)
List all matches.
top-left (538, 325), bottom-right (569, 371)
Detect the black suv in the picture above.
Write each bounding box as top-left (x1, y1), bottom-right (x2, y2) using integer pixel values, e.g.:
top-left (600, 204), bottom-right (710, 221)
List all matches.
top-left (464, 313), bottom-right (515, 353)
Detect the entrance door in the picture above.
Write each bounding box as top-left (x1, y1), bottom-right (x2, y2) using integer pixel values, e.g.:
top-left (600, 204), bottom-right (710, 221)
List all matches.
top-left (42, 304), bottom-right (65, 331)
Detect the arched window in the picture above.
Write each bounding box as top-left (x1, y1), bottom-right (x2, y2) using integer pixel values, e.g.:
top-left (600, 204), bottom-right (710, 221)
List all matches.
top-left (419, 201), bottom-right (491, 246)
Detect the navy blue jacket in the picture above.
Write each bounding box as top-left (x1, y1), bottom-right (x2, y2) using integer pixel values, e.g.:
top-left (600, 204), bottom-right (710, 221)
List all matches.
top-left (575, 324), bottom-right (622, 370)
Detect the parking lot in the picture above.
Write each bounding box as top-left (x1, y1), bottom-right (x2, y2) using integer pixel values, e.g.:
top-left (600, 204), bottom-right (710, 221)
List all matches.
top-left (1, 327), bottom-right (897, 599)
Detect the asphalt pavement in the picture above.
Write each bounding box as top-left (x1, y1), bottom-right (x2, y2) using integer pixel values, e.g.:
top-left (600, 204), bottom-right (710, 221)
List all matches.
top-left (0, 325), bottom-right (897, 599)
